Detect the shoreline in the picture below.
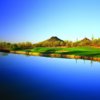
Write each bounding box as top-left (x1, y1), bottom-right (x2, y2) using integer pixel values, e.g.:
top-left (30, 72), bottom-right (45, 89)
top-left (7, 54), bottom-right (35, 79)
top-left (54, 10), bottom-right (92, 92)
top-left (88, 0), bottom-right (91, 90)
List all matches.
top-left (0, 50), bottom-right (100, 62)
top-left (4, 50), bottom-right (100, 62)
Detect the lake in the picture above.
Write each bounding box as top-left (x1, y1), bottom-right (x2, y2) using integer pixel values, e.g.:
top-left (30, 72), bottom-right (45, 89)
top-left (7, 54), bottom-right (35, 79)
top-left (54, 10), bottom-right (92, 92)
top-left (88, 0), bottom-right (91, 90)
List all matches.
top-left (1, 52), bottom-right (100, 100)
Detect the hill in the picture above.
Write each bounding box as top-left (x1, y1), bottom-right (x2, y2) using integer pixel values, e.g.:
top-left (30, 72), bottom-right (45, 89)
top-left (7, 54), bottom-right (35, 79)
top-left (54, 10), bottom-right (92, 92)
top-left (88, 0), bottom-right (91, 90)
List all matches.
top-left (80, 37), bottom-right (91, 42)
top-left (47, 36), bottom-right (64, 42)
top-left (76, 37), bottom-right (92, 46)
top-left (34, 36), bottom-right (65, 47)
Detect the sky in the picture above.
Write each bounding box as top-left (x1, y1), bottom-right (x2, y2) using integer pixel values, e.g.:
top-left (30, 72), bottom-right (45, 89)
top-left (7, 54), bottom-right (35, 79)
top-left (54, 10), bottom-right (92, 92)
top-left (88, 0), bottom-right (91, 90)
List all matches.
top-left (0, 0), bottom-right (100, 43)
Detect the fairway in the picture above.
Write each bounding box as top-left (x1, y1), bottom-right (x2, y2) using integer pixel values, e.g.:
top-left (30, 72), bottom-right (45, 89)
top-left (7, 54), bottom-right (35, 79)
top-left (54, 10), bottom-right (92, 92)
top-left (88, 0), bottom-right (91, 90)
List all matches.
top-left (23, 47), bottom-right (100, 57)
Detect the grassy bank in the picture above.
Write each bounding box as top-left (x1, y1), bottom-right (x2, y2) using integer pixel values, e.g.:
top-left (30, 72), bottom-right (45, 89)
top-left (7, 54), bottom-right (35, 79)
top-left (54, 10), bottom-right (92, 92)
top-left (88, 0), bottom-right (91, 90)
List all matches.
top-left (1, 46), bottom-right (100, 62)
top-left (22, 47), bottom-right (100, 57)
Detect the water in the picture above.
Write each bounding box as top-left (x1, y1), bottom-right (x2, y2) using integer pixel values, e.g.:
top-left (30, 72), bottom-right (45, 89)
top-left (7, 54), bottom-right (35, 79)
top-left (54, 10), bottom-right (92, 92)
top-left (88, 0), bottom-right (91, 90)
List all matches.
top-left (1, 52), bottom-right (100, 100)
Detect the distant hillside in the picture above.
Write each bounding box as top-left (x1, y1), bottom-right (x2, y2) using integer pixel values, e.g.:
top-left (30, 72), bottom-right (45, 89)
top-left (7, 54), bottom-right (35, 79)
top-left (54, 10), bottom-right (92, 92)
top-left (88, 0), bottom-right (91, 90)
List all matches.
top-left (80, 37), bottom-right (91, 42)
top-left (34, 36), bottom-right (65, 47)
top-left (75, 37), bottom-right (92, 46)
top-left (47, 36), bottom-right (64, 42)
top-left (32, 36), bottom-right (100, 47)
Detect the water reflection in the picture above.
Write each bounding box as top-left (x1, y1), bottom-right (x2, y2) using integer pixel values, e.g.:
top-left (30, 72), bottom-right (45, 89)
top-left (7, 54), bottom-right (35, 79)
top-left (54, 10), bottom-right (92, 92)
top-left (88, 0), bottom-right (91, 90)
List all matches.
top-left (75, 58), bottom-right (100, 67)
top-left (1, 52), bottom-right (100, 100)
top-left (0, 52), bottom-right (8, 56)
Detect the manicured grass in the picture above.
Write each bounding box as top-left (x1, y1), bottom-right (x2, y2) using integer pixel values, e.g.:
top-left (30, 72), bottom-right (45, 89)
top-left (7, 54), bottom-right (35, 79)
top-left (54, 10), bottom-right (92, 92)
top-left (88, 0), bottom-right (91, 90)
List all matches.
top-left (61, 47), bottom-right (100, 57)
top-left (23, 47), bottom-right (100, 57)
top-left (24, 47), bottom-right (62, 53)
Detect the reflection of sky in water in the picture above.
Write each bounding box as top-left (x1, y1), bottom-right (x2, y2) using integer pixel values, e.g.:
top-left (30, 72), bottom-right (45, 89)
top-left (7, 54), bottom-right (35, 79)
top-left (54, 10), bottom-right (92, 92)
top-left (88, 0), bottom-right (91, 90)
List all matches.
top-left (1, 53), bottom-right (100, 100)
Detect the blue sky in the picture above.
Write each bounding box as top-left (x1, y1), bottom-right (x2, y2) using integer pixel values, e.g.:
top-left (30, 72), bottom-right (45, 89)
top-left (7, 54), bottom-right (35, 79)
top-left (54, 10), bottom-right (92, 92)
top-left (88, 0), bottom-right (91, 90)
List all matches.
top-left (0, 0), bottom-right (100, 43)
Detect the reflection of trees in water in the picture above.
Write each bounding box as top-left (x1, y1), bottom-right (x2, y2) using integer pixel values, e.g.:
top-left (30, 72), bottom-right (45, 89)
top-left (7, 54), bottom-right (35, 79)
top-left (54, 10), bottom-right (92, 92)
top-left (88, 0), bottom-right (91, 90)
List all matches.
top-left (0, 52), bottom-right (8, 56)
top-left (84, 59), bottom-right (85, 64)
top-left (75, 58), bottom-right (95, 66)
top-left (75, 59), bottom-right (77, 64)
top-left (90, 60), bottom-right (93, 67)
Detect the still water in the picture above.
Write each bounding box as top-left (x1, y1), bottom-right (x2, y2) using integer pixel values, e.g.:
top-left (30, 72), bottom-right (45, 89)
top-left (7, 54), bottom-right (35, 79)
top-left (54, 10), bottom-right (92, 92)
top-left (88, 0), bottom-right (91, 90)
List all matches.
top-left (1, 52), bottom-right (100, 100)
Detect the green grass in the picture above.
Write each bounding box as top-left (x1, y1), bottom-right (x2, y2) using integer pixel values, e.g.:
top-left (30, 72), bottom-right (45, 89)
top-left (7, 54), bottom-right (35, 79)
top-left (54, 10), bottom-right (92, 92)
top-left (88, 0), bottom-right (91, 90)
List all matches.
top-left (62, 47), bottom-right (100, 57)
top-left (23, 46), bottom-right (100, 57)
top-left (24, 47), bottom-right (62, 53)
